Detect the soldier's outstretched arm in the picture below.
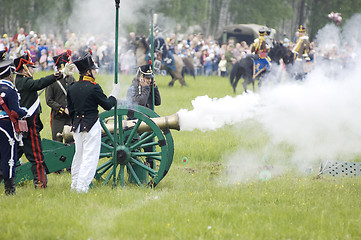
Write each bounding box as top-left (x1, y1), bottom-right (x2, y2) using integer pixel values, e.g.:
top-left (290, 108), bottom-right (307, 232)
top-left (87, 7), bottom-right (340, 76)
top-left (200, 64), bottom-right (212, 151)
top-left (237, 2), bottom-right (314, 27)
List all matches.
top-left (16, 73), bottom-right (62, 92)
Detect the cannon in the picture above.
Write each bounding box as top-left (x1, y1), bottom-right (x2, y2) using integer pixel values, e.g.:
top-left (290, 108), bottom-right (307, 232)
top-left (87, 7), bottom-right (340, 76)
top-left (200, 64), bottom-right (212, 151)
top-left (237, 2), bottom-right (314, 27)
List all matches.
top-left (15, 104), bottom-right (180, 188)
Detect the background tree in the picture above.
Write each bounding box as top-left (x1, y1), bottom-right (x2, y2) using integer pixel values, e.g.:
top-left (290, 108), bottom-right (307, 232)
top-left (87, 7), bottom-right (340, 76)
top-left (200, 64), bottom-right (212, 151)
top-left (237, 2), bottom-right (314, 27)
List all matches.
top-left (1, 0), bottom-right (361, 42)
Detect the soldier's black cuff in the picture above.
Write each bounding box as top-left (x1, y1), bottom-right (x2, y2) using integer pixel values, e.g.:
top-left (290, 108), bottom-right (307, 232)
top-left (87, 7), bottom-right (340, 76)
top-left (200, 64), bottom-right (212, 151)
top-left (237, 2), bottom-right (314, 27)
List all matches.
top-left (58, 106), bottom-right (65, 115)
top-left (54, 71), bottom-right (63, 79)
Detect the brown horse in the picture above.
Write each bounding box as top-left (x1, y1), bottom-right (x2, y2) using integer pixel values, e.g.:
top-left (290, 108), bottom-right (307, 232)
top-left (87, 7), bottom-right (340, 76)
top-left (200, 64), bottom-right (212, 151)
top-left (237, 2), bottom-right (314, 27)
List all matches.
top-left (133, 36), bottom-right (190, 87)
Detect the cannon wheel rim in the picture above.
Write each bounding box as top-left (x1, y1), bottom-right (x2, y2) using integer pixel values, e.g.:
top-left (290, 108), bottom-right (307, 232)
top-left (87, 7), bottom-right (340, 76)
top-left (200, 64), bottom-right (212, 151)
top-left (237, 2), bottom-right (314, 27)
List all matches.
top-left (95, 106), bottom-right (172, 187)
top-left (131, 105), bottom-right (174, 180)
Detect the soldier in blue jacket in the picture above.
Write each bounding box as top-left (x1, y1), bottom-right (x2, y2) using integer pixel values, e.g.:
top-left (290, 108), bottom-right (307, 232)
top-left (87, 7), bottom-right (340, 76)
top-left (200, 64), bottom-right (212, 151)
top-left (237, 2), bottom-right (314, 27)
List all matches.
top-left (67, 51), bottom-right (117, 193)
top-left (0, 60), bottom-right (28, 195)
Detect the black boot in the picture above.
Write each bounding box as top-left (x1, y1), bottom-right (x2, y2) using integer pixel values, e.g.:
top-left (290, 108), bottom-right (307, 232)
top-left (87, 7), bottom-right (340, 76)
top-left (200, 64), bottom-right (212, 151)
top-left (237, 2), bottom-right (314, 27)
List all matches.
top-left (33, 173), bottom-right (48, 188)
top-left (4, 178), bottom-right (16, 195)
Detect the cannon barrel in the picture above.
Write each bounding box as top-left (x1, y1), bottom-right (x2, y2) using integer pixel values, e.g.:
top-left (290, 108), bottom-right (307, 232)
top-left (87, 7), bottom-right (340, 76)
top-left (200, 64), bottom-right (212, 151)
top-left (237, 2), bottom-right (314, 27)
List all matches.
top-left (57, 113), bottom-right (180, 142)
top-left (106, 113), bottom-right (180, 133)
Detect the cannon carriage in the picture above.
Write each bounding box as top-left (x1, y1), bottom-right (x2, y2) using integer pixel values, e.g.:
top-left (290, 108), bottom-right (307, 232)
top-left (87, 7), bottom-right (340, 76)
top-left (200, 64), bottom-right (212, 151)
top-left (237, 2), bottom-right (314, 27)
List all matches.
top-left (15, 104), bottom-right (179, 188)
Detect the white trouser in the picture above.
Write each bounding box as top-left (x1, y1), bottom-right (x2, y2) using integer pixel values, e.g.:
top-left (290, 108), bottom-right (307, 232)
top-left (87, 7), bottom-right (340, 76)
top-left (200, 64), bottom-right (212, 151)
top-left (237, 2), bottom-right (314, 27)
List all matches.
top-left (71, 120), bottom-right (101, 193)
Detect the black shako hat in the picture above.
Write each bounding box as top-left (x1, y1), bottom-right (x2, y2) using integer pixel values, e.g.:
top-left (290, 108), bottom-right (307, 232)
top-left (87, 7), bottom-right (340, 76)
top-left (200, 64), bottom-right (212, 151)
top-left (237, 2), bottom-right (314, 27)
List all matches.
top-left (73, 50), bottom-right (98, 74)
top-left (0, 47), bottom-right (8, 62)
top-left (137, 60), bottom-right (153, 79)
top-left (53, 49), bottom-right (72, 70)
top-left (258, 27), bottom-right (267, 36)
top-left (13, 51), bottom-right (35, 72)
top-left (298, 25), bottom-right (306, 33)
top-left (0, 60), bottom-right (15, 79)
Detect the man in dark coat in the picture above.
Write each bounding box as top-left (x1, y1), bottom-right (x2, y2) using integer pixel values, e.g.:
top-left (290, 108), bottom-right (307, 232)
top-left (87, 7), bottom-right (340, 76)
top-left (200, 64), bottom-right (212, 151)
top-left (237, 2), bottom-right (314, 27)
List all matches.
top-left (67, 51), bottom-right (117, 193)
top-left (0, 60), bottom-right (28, 195)
top-left (45, 50), bottom-right (75, 144)
top-left (14, 52), bottom-right (64, 188)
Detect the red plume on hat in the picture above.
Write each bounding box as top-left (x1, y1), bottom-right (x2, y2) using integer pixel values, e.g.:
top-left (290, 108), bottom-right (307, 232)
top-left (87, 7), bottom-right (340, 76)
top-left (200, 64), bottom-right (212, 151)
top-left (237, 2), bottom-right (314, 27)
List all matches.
top-left (14, 51), bottom-right (35, 72)
top-left (53, 49), bottom-right (72, 69)
top-left (88, 48), bottom-right (93, 55)
top-left (66, 49), bottom-right (72, 58)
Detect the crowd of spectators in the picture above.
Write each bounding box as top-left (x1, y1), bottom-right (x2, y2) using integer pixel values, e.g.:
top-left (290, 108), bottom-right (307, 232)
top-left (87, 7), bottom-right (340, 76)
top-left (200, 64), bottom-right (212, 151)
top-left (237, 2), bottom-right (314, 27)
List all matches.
top-left (0, 27), bottom-right (354, 78)
top-left (0, 27), bottom-right (132, 74)
top-left (165, 32), bottom-right (252, 77)
top-left (0, 27), bottom-right (253, 77)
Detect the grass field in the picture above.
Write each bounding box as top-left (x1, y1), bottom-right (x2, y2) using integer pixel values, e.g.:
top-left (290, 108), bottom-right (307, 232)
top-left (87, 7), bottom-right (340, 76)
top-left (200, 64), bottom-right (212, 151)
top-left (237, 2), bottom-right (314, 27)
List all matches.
top-left (1, 71), bottom-right (360, 240)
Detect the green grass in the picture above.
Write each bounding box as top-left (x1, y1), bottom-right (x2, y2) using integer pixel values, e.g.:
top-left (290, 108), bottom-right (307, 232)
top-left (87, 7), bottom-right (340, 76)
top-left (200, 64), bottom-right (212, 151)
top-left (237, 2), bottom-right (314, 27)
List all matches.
top-left (1, 72), bottom-right (361, 240)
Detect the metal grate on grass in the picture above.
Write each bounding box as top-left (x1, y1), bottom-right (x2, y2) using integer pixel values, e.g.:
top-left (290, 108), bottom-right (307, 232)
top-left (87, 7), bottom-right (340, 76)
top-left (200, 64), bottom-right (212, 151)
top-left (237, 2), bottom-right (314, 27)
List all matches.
top-left (319, 161), bottom-right (361, 177)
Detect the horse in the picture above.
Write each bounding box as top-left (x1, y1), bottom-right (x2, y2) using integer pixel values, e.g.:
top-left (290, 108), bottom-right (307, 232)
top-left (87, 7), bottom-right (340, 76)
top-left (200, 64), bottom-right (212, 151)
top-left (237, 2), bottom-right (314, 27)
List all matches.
top-left (230, 43), bottom-right (295, 93)
top-left (133, 36), bottom-right (194, 87)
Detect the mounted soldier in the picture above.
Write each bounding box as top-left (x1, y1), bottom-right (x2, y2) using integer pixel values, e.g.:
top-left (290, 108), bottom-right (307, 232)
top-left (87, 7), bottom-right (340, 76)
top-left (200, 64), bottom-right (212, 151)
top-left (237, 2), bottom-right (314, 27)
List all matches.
top-left (147, 26), bottom-right (176, 75)
top-left (250, 27), bottom-right (272, 82)
top-left (292, 25), bottom-right (312, 79)
top-left (265, 28), bottom-right (274, 49)
top-left (293, 25), bottom-right (311, 61)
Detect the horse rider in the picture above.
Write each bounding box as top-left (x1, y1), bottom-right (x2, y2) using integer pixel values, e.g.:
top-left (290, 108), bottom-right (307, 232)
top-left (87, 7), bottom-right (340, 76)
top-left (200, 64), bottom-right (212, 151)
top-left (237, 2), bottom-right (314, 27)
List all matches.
top-left (292, 25), bottom-right (311, 61)
top-left (148, 26), bottom-right (173, 68)
top-left (265, 27), bottom-right (274, 49)
top-left (0, 60), bottom-right (28, 195)
top-left (14, 51), bottom-right (67, 188)
top-left (292, 25), bottom-right (312, 78)
top-left (251, 27), bottom-right (272, 79)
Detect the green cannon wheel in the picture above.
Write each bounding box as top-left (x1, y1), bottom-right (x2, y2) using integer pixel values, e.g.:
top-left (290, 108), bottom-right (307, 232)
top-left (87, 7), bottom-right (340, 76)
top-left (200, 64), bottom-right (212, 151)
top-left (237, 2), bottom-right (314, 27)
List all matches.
top-left (94, 105), bottom-right (174, 187)
top-left (130, 105), bottom-right (174, 181)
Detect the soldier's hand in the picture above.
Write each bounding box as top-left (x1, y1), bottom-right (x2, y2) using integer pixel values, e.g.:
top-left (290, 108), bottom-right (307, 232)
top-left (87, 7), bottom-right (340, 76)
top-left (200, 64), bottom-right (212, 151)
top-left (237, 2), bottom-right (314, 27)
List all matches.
top-left (61, 63), bottom-right (76, 76)
top-left (110, 83), bottom-right (120, 98)
top-left (140, 78), bottom-right (149, 87)
top-left (64, 108), bottom-right (69, 115)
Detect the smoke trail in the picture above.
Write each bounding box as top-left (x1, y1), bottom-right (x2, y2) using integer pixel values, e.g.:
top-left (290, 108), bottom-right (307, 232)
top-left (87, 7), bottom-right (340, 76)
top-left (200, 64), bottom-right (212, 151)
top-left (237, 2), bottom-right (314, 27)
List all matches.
top-left (178, 14), bottom-right (361, 182)
top-left (178, 94), bottom-right (260, 131)
top-left (67, 0), bottom-right (150, 36)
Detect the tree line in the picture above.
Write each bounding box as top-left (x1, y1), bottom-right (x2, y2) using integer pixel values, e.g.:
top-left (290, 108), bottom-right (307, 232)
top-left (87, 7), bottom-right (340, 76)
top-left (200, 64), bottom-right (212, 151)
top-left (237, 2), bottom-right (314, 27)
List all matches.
top-left (1, 0), bottom-right (360, 40)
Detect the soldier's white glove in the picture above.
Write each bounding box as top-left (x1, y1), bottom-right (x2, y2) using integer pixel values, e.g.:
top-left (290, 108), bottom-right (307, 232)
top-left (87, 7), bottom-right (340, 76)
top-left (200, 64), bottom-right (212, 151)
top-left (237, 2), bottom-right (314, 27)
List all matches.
top-left (61, 63), bottom-right (76, 77)
top-left (110, 83), bottom-right (120, 98)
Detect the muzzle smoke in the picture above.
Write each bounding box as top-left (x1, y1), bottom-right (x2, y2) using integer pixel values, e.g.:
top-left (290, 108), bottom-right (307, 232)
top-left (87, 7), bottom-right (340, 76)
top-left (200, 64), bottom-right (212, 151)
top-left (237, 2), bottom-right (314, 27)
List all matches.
top-left (178, 14), bottom-right (361, 183)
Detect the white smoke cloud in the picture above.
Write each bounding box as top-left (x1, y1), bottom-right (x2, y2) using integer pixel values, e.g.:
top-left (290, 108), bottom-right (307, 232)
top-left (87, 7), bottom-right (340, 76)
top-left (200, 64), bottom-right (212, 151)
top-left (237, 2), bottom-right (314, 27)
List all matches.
top-left (178, 14), bottom-right (361, 183)
top-left (67, 0), bottom-right (144, 36)
top-left (178, 94), bottom-right (259, 131)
